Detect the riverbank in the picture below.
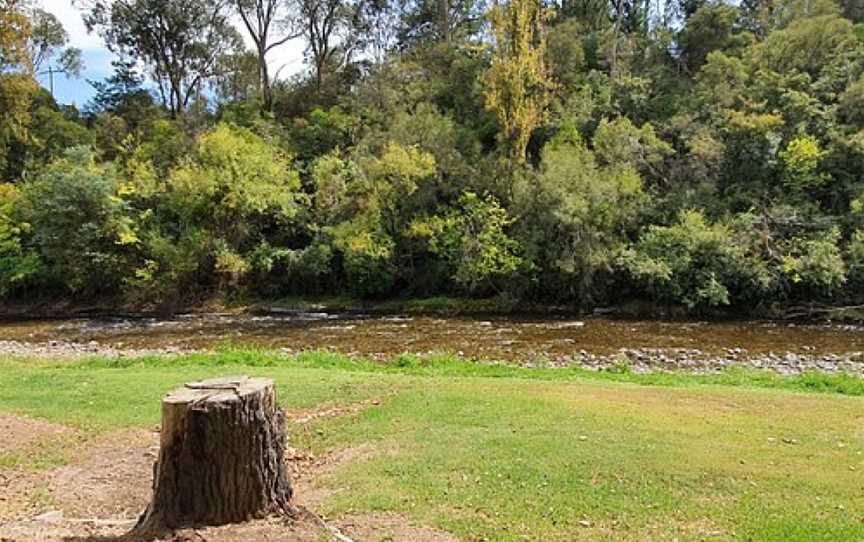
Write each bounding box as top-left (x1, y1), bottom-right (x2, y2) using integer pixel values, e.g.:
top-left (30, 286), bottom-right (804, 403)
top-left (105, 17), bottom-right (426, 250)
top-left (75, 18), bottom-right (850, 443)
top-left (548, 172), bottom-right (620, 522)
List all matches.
top-left (4, 339), bottom-right (864, 378)
top-left (0, 352), bottom-right (862, 541)
top-left (5, 293), bottom-right (864, 322)
top-left (4, 311), bottom-right (864, 376)
top-left (0, 294), bottom-right (563, 320)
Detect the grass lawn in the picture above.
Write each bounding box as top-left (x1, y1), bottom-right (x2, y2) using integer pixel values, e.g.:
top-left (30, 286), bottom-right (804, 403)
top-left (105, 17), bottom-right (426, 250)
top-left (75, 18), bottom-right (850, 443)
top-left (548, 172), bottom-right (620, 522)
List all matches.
top-left (1, 350), bottom-right (863, 540)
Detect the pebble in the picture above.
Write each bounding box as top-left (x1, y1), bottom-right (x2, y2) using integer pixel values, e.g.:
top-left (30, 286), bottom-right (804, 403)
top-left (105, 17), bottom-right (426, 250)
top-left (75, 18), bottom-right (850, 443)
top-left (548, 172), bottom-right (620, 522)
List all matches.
top-left (34, 510), bottom-right (63, 523)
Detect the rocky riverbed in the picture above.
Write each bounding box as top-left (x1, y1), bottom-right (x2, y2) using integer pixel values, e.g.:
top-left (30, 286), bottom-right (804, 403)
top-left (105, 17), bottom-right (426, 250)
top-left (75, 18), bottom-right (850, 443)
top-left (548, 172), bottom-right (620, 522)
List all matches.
top-left (0, 340), bottom-right (189, 359)
top-left (2, 313), bottom-right (864, 375)
top-left (514, 346), bottom-right (864, 375)
top-left (2, 337), bottom-right (863, 376)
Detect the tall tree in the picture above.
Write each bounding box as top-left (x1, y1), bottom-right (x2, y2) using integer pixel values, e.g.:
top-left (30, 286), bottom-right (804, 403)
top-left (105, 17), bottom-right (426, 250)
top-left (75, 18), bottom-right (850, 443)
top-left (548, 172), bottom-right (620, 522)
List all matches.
top-left (26, 7), bottom-right (83, 77)
top-left (397, 0), bottom-right (487, 44)
top-left (0, 0), bottom-right (38, 180)
top-left (80, 0), bottom-right (242, 117)
top-left (484, 0), bottom-right (553, 167)
top-left (233, 0), bottom-right (297, 110)
top-left (289, 0), bottom-right (354, 91)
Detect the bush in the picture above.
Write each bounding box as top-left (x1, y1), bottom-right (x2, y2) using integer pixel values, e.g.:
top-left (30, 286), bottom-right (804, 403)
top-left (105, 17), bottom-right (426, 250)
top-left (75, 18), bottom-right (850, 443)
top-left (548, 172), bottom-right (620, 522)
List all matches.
top-left (18, 146), bottom-right (136, 294)
top-left (621, 210), bottom-right (761, 309)
top-left (410, 192), bottom-right (523, 295)
top-left (332, 219), bottom-right (396, 297)
top-left (781, 227), bottom-right (846, 297)
top-left (0, 183), bottom-right (41, 295)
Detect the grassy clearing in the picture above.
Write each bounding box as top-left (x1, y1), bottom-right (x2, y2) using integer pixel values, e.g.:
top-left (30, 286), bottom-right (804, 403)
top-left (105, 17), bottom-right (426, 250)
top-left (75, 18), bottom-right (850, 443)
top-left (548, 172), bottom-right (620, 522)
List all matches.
top-left (1, 351), bottom-right (863, 540)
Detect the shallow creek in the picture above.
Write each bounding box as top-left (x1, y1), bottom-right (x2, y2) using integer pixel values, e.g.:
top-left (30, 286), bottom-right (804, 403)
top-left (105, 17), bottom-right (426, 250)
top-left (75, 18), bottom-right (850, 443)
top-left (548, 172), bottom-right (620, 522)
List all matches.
top-left (2, 312), bottom-right (864, 374)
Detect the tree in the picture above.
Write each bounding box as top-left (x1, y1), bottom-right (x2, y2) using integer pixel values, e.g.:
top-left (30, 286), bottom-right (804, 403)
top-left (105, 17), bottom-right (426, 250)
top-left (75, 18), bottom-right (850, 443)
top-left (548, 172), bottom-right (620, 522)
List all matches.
top-left (17, 146), bottom-right (136, 294)
top-left (484, 0), bottom-right (553, 166)
top-left (0, 183), bottom-right (41, 295)
top-left (397, 0), bottom-right (487, 45)
top-left (233, 0), bottom-right (298, 110)
top-left (677, 2), bottom-right (747, 74)
top-left (85, 59), bottom-right (158, 132)
top-left (156, 123), bottom-right (302, 289)
top-left (289, 0), bottom-right (354, 91)
top-left (514, 125), bottom-right (645, 301)
top-left (621, 210), bottom-right (772, 309)
top-left (80, 0), bottom-right (243, 116)
top-left (410, 191), bottom-right (523, 294)
top-left (0, 0), bottom-right (38, 181)
top-left (26, 7), bottom-right (83, 78)
top-left (211, 50), bottom-right (261, 103)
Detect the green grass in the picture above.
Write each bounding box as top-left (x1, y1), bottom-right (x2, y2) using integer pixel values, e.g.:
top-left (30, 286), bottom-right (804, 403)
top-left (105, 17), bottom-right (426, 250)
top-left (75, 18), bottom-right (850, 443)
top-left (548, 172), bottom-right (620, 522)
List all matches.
top-left (64, 348), bottom-right (864, 397)
top-left (1, 350), bottom-right (863, 540)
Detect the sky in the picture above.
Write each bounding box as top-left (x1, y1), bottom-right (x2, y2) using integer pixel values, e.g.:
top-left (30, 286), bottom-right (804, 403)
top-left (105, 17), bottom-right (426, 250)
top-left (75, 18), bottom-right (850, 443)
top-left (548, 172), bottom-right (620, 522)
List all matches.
top-left (38, 0), bottom-right (306, 107)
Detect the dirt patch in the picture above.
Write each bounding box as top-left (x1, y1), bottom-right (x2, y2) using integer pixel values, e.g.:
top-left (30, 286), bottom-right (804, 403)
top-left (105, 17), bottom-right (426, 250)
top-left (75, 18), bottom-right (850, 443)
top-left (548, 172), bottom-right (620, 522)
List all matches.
top-left (285, 397), bottom-right (384, 425)
top-left (0, 401), bottom-right (457, 542)
top-left (0, 414), bottom-right (75, 455)
top-left (335, 512), bottom-right (459, 542)
top-left (290, 443), bottom-right (381, 509)
top-left (49, 428), bottom-right (158, 520)
top-left (0, 516), bottom-right (325, 542)
top-left (0, 427), bottom-right (156, 526)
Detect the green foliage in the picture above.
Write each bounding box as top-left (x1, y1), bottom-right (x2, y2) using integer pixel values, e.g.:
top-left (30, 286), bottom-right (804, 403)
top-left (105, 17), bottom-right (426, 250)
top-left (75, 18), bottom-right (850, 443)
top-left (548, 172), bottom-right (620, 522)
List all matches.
top-left (484, 0), bottom-right (554, 165)
top-left (166, 123), bottom-right (300, 232)
top-left (592, 116), bottom-right (672, 175)
top-left (17, 146), bottom-right (135, 294)
top-left (678, 2), bottom-right (749, 73)
top-left (780, 134), bottom-right (827, 189)
top-left (514, 125), bottom-right (644, 300)
top-left (5, 0), bottom-right (864, 313)
top-left (249, 240), bottom-right (334, 295)
top-left (0, 0), bottom-right (37, 181)
top-left (0, 183), bottom-right (40, 295)
top-left (621, 210), bottom-right (765, 309)
top-left (289, 106), bottom-right (354, 164)
top-left (411, 192), bottom-right (523, 294)
top-left (780, 228), bottom-right (846, 295)
top-left (332, 218), bottom-right (396, 297)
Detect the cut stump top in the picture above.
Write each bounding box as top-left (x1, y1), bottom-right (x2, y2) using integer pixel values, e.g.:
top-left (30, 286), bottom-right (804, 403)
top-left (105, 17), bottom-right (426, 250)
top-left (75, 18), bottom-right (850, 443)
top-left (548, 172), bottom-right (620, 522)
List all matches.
top-left (163, 376), bottom-right (274, 405)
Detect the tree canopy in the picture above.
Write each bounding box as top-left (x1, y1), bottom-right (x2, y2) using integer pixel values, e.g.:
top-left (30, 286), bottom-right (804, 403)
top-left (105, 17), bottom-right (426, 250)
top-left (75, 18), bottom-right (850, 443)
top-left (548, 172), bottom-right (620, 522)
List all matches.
top-left (2, 0), bottom-right (864, 314)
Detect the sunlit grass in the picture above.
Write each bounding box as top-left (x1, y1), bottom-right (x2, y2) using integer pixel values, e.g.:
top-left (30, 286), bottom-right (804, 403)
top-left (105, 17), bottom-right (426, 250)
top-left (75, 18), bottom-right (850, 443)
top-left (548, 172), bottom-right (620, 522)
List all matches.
top-left (1, 350), bottom-right (863, 540)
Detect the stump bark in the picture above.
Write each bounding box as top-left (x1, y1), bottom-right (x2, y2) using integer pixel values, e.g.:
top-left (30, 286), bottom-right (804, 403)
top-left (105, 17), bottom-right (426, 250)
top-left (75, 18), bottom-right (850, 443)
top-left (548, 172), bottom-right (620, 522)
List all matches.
top-left (129, 376), bottom-right (293, 540)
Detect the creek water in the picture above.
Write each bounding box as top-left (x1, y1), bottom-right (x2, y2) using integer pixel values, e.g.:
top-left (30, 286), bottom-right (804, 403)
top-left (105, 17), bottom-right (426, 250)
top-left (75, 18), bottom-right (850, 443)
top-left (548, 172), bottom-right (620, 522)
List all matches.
top-left (2, 312), bottom-right (864, 373)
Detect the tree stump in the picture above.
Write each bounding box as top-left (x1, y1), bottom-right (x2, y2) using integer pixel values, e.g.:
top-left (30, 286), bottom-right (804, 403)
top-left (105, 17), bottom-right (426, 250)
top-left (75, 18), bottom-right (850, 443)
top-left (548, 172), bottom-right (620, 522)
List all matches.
top-left (129, 376), bottom-right (293, 540)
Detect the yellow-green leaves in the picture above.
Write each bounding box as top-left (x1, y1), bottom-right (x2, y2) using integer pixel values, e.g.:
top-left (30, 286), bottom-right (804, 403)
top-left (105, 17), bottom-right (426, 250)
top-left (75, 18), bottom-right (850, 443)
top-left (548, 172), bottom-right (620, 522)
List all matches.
top-left (780, 134), bottom-right (827, 189)
top-left (168, 123), bottom-right (301, 221)
top-left (484, 0), bottom-right (553, 165)
top-left (0, 0), bottom-right (37, 180)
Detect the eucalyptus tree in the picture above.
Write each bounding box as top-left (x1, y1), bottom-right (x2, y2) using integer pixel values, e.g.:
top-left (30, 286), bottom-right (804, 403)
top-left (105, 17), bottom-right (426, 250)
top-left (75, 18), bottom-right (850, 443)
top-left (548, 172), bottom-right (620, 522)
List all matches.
top-left (289, 0), bottom-right (355, 91)
top-left (79, 0), bottom-right (243, 117)
top-left (233, 0), bottom-right (298, 110)
top-left (26, 7), bottom-right (82, 78)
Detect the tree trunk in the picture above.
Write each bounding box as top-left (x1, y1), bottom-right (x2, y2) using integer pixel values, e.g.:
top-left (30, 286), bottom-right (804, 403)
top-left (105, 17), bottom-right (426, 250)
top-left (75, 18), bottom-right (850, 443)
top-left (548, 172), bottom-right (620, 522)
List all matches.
top-left (129, 376), bottom-right (293, 541)
top-left (260, 49), bottom-right (273, 111)
top-left (438, 0), bottom-right (450, 42)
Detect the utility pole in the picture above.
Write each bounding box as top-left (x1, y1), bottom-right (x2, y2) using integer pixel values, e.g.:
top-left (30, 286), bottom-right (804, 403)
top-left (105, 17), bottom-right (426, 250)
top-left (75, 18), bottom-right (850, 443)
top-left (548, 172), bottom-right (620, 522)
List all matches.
top-left (37, 65), bottom-right (68, 98)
